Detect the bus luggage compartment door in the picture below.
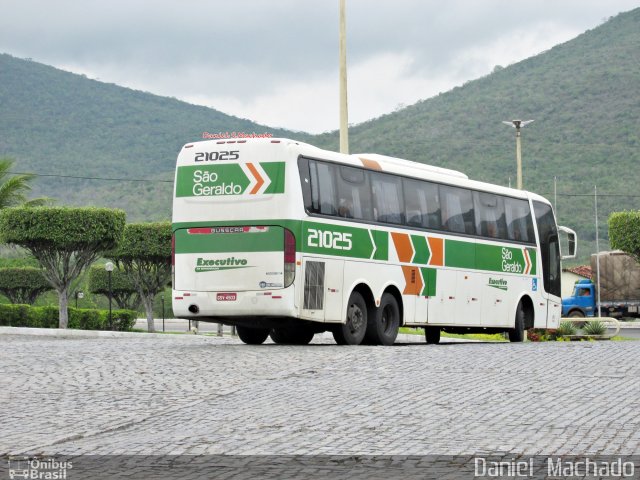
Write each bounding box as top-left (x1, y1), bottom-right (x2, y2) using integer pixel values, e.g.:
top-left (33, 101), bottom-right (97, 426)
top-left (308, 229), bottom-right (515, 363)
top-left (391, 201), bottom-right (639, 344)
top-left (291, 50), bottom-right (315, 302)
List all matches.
top-left (300, 257), bottom-right (344, 322)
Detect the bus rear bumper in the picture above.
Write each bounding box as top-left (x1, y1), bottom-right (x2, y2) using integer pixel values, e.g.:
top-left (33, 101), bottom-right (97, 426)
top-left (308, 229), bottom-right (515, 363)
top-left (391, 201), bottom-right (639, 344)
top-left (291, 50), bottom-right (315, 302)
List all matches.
top-left (172, 287), bottom-right (297, 320)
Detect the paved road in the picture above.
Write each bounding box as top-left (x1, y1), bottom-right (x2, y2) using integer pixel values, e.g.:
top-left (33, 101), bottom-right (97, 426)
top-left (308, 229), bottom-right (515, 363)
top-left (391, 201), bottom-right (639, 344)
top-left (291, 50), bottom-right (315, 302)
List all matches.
top-left (2, 330), bottom-right (639, 461)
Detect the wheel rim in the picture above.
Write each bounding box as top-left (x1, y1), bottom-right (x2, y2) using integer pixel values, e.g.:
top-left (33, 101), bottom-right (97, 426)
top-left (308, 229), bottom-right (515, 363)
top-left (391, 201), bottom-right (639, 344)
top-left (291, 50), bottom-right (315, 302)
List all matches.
top-left (381, 305), bottom-right (394, 334)
top-left (347, 302), bottom-right (365, 334)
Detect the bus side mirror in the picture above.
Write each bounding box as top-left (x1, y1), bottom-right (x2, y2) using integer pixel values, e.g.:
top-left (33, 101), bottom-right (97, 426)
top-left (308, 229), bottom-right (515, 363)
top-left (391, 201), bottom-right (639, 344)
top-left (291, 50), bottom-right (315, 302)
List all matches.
top-left (558, 226), bottom-right (577, 260)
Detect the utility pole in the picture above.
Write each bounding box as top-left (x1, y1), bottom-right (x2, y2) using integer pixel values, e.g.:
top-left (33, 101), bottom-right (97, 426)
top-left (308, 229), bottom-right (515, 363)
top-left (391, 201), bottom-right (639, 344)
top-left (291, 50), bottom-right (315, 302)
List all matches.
top-left (502, 119), bottom-right (534, 189)
top-left (339, 0), bottom-right (349, 154)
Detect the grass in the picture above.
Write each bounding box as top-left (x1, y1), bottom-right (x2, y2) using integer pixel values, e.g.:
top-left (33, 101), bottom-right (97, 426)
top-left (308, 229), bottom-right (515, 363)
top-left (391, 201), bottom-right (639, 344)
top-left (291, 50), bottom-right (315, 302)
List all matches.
top-left (398, 327), bottom-right (507, 342)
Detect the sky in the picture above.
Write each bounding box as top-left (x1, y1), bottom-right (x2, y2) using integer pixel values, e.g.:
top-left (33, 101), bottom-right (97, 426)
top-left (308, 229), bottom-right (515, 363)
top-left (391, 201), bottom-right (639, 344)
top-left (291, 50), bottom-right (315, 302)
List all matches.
top-left (1, 0), bottom-right (638, 134)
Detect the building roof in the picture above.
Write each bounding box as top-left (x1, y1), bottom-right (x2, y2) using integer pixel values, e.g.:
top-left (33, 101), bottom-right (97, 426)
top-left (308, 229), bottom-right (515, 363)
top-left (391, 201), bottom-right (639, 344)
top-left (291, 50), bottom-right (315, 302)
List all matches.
top-left (563, 265), bottom-right (592, 279)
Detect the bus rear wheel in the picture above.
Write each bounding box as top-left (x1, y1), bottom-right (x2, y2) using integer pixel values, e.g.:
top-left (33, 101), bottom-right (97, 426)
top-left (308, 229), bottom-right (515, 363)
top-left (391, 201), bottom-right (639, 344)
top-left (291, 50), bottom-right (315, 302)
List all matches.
top-left (508, 303), bottom-right (526, 343)
top-left (365, 293), bottom-right (400, 345)
top-left (270, 327), bottom-right (315, 345)
top-left (236, 326), bottom-right (270, 345)
top-left (333, 291), bottom-right (368, 345)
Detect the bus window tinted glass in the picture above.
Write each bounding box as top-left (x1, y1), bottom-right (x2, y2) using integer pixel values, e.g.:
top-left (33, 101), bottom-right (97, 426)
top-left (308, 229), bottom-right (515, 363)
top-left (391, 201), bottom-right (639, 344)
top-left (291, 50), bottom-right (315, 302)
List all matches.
top-left (372, 173), bottom-right (404, 224)
top-left (504, 197), bottom-right (534, 243)
top-left (309, 161), bottom-right (337, 215)
top-left (440, 185), bottom-right (475, 235)
top-left (403, 178), bottom-right (441, 229)
top-left (474, 192), bottom-right (507, 239)
top-left (336, 165), bottom-right (373, 220)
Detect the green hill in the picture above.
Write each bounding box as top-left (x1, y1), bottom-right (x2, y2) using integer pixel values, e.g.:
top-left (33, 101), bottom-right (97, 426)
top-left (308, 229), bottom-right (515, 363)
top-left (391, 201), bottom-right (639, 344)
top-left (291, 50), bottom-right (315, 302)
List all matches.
top-left (1, 8), bottom-right (639, 263)
top-left (314, 8), bottom-right (640, 262)
top-left (0, 53), bottom-right (309, 219)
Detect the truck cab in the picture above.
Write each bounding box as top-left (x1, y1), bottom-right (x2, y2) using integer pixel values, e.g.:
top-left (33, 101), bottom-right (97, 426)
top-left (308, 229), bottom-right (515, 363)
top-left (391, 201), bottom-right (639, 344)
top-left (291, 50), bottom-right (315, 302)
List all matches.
top-left (561, 279), bottom-right (596, 317)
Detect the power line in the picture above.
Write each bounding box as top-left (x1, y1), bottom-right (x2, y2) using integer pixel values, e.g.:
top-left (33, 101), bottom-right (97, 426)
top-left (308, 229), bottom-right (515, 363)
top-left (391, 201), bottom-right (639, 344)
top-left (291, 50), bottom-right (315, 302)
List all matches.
top-left (8, 171), bottom-right (173, 184)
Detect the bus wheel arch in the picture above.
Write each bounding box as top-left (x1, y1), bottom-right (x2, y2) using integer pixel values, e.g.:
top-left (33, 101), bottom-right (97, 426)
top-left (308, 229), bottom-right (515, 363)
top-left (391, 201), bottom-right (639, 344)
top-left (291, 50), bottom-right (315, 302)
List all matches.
top-left (509, 295), bottom-right (534, 343)
top-left (517, 294), bottom-right (535, 330)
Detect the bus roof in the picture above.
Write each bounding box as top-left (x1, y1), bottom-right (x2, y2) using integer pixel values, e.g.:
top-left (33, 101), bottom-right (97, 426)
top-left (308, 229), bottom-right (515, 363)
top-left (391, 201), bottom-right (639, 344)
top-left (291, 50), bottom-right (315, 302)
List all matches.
top-left (181, 137), bottom-right (551, 205)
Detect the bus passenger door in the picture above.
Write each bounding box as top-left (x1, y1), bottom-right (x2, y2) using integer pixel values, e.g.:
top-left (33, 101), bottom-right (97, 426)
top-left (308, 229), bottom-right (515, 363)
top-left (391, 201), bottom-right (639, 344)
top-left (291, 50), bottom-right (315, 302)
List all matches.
top-left (300, 257), bottom-right (345, 322)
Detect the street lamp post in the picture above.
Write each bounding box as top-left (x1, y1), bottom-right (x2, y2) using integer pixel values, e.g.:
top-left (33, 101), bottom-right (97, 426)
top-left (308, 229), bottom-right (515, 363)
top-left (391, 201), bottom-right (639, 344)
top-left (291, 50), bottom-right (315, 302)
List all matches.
top-left (105, 262), bottom-right (114, 330)
top-left (75, 291), bottom-right (84, 308)
top-left (502, 119), bottom-right (534, 190)
top-left (161, 294), bottom-right (165, 332)
top-left (339, 0), bottom-right (349, 154)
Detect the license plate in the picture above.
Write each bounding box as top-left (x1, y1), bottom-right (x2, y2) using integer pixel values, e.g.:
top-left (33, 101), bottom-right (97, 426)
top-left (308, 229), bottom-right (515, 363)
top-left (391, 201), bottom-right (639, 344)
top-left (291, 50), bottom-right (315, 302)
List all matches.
top-left (216, 293), bottom-right (237, 301)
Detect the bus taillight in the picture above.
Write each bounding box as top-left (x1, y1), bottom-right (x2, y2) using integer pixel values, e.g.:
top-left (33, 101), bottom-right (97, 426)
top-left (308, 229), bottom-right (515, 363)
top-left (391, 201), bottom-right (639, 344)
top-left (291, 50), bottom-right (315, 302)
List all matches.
top-left (284, 228), bottom-right (296, 288)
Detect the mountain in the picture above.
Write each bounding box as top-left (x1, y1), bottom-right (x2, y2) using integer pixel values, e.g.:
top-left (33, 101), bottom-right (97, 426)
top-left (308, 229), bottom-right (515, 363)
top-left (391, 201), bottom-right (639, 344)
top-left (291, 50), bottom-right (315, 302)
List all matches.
top-left (313, 8), bottom-right (640, 261)
top-left (0, 53), bottom-right (309, 220)
top-left (1, 8), bottom-right (639, 262)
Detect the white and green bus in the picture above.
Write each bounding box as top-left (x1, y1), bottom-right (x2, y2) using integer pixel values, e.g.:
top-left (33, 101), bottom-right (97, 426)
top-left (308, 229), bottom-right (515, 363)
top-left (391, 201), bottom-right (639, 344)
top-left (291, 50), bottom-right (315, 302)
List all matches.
top-left (172, 138), bottom-right (576, 345)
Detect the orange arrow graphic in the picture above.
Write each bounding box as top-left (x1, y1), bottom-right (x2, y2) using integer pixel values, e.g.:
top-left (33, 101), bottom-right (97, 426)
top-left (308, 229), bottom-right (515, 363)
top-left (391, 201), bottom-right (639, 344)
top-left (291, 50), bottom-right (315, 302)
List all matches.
top-left (246, 163), bottom-right (265, 194)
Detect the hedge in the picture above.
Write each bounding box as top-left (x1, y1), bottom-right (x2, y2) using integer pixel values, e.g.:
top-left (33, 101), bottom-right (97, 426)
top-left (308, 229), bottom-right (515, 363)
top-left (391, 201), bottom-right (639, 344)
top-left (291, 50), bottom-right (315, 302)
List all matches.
top-left (0, 267), bottom-right (53, 304)
top-left (0, 304), bottom-right (138, 331)
top-left (0, 206), bottom-right (126, 251)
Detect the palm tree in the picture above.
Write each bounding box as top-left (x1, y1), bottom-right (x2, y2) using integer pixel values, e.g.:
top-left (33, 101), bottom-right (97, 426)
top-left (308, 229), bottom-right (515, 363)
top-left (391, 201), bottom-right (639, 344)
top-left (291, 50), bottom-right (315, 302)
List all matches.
top-left (0, 157), bottom-right (48, 208)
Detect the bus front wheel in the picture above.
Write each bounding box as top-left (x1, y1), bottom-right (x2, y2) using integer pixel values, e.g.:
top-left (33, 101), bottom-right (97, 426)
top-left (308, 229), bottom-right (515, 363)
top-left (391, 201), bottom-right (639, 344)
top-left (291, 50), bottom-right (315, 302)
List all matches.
top-left (425, 326), bottom-right (440, 345)
top-left (508, 303), bottom-right (526, 343)
top-left (333, 291), bottom-right (368, 345)
top-left (237, 326), bottom-right (270, 345)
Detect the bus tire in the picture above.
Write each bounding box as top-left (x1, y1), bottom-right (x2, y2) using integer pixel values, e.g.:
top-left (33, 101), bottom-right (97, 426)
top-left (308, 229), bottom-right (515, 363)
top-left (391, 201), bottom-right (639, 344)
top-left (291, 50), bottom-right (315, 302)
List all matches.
top-left (365, 293), bottom-right (400, 345)
top-left (236, 326), bottom-right (270, 345)
top-left (508, 303), bottom-right (526, 343)
top-left (333, 291), bottom-right (368, 345)
top-left (425, 326), bottom-right (440, 345)
top-left (270, 327), bottom-right (315, 345)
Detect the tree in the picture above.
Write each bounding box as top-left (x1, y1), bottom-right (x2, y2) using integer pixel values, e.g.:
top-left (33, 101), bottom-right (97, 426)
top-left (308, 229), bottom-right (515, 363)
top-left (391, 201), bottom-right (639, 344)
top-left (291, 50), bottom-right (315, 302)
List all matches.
top-left (109, 222), bottom-right (171, 333)
top-left (0, 157), bottom-right (48, 208)
top-left (0, 207), bottom-right (126, 328)
top-left (0, 267), bottom-right (53, 304)
top-left (609, 211), bottom-right (640, 263)
top-left (88, 264), bottom-right (141, 310)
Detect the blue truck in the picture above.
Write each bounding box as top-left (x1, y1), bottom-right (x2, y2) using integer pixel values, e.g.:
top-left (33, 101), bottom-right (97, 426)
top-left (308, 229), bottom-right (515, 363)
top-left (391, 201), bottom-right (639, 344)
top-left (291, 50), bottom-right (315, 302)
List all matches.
top-left (562, 251), bottom-right (640, 318)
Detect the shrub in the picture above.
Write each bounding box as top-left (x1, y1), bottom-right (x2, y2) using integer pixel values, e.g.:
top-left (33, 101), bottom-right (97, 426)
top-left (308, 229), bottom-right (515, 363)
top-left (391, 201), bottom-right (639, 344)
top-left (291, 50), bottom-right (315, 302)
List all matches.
top-left (609, 211), bottom-right (640, 263)
top-left (0, 267), bottom-right (53, 304)
top-left (0, 304), bottom-right (137, 331)
top-left (582, 320), bottom-right (607, 336)
top-left (557, 321), bottom-right (578, 336)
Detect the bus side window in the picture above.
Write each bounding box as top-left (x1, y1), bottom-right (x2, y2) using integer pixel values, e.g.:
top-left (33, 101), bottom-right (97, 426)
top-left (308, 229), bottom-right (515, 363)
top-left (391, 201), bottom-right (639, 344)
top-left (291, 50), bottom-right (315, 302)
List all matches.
top-left (310, 161), bottom-right (338, 216)
top-left (474, 191), bottom-right (507, 239)
top-left (371, 172), bottom-right (404, 225)
top-left (440, 185), bottom-right (475, 235)
top-left (337, 165), bottom-right (373, 220)
top-left (504, 197), bottom-right (533, 243)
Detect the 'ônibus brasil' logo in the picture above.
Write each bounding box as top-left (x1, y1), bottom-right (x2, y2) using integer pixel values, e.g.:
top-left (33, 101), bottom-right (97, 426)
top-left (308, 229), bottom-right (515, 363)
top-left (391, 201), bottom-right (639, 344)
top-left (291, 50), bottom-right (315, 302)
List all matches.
top-left (195, 257), bottom-right (251, 273)
top-left (488, 278), bottom-right (508, 291)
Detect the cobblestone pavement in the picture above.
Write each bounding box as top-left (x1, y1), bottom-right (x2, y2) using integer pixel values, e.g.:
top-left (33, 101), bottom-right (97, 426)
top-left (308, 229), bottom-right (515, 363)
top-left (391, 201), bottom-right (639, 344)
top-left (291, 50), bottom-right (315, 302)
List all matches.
top-left (1, 332), bottom-right (639, 457)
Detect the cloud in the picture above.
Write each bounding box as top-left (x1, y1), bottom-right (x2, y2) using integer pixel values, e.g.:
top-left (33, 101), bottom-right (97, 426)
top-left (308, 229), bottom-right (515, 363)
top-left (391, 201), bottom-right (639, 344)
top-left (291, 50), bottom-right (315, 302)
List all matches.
top-left (1, 0), bottom-right (637, 132)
